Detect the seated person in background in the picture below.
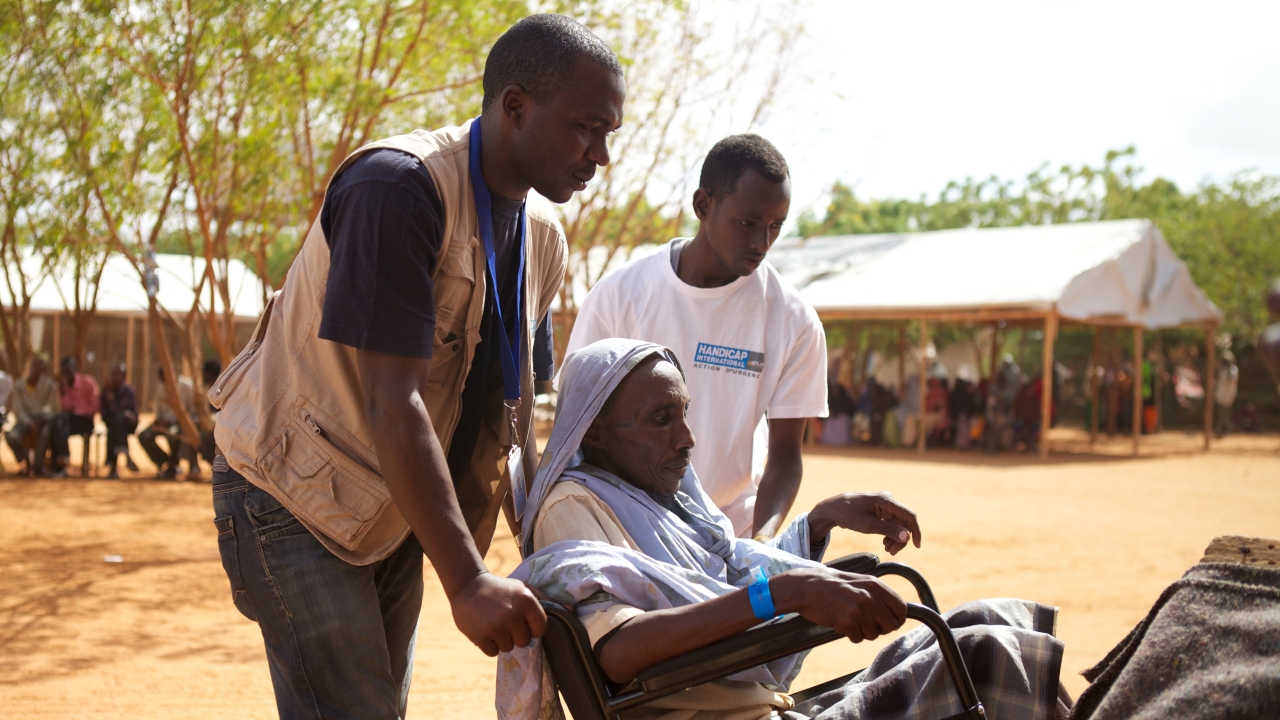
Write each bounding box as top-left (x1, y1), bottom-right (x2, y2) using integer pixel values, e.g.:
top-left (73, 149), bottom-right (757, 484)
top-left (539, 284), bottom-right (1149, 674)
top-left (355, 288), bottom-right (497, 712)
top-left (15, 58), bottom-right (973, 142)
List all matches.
top-left (0, 366), bottom-right (11, 469)
top-left (5, 357), bottom-right (59, 475)
top-left (949, 378), bottom-right (978, 450)
top-left (498, 338), bottom-right (1068, 720)
top-left (821, 376), bottom-right (855, 446)
top-left (1232, 402), bottom-right (1261, 433)
top-left (52, 357), bottom-right (100, 476)
top-left (923, 375), bottom-right (950, 444)
top-left (138, 367), bottom-right (196, 479)
top-left (859, 377), bottom-right (896, 446)
top-left (99, 364), bottom-right (139, 478)
top-left (0, 367), bottom-right (12, 424)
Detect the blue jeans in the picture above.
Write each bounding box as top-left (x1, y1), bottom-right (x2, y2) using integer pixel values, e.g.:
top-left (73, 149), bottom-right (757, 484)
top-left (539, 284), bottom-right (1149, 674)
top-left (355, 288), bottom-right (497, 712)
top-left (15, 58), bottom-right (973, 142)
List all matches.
top-left (213, 467), bottom-right (423, 720)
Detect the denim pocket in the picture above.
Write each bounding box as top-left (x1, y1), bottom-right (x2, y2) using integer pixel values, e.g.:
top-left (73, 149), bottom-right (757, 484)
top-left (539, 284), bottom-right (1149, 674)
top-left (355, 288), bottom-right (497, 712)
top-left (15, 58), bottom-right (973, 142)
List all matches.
top-left (214, 515), bottom-right (258, 622)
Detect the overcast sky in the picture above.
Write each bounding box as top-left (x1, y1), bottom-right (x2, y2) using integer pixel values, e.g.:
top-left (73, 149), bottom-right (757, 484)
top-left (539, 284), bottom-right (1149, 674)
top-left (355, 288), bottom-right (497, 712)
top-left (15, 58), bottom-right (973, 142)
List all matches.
top-left (747, 0), bottom-right (1280, 221)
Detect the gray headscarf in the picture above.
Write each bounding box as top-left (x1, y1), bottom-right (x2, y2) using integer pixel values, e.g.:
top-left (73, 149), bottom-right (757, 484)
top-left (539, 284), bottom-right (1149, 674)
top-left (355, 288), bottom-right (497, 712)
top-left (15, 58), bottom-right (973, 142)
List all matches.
top-left (518, 337), bottom-right (681, 553)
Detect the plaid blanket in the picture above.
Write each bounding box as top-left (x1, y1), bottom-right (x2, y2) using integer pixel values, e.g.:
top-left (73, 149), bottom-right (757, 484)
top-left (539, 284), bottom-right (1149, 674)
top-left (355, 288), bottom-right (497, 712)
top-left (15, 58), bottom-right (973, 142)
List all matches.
top-left (789, 598), bottom-right (1064, 720)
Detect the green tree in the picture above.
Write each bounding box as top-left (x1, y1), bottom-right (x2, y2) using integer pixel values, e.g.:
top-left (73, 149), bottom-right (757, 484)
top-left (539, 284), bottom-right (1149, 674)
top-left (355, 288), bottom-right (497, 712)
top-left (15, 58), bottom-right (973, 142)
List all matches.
top-left (5, 0), bottom-right (803, 384)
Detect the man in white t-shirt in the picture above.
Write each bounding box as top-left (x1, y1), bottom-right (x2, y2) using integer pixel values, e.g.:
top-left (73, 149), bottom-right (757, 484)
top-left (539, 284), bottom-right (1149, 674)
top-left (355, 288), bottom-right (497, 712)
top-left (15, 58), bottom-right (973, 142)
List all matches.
top-left (565, 134), bottom-right (827, 537)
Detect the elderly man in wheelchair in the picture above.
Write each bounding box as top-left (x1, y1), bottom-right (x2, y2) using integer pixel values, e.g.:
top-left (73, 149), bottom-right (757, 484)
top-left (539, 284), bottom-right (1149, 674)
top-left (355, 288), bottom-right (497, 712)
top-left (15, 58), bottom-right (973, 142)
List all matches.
top-left (498, 339), bottom-right (1068, 720)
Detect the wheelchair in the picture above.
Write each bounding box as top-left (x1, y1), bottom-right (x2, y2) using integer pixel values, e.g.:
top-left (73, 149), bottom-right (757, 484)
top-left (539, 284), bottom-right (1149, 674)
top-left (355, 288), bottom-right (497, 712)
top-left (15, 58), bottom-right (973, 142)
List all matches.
top-left (539, 553), bottom-right (985, 720)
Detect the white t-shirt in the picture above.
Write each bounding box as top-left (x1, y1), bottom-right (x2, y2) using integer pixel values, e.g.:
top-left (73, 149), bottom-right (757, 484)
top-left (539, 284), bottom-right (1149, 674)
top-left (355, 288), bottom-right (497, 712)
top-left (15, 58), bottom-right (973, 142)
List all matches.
top-left (565, 239), bottom-right (828, 535)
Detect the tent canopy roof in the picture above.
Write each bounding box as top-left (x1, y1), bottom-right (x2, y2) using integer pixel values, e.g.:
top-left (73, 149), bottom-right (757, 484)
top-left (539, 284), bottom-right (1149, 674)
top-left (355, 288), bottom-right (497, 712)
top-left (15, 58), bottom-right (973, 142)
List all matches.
top-left (0, 250), bottom-right (266, 320)
top-left (767, 219), bottom-right (1221, 328)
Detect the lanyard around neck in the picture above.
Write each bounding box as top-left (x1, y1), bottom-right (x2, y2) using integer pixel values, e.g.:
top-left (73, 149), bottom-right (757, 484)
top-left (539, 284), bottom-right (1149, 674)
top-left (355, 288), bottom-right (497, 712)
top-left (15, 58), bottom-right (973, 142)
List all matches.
top-left (468, 118), bottom-right (526, 402)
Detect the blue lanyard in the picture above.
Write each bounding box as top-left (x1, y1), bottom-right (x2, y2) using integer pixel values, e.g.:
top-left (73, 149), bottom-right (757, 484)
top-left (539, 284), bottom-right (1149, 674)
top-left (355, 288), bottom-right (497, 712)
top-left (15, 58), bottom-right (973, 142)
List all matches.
top-left (468, 118), bottom-right (525, 402)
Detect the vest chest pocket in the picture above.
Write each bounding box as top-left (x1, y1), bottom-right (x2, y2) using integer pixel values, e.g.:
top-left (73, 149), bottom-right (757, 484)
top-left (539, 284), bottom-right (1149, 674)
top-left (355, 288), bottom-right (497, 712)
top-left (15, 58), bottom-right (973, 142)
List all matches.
top-left (433, 237), bottom-right (479, 346)
top-left (257, 407), bottom-right (391, 549)
top-left (438, 236), bottom-right (477, 282)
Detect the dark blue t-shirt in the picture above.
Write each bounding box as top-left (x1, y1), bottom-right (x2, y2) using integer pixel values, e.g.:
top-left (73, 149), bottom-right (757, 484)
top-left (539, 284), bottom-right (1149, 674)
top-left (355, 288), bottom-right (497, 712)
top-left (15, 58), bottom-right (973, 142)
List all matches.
top-left (318, 148), bottom-right (554, 479)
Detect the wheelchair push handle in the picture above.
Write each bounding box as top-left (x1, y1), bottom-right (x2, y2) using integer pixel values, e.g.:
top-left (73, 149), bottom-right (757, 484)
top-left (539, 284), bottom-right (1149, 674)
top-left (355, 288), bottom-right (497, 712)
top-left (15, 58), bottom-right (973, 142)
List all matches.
top-left (823, 553), bottom-right (941, 614)
top-left (873, 562), bottom-right (941, 614)
top-left (906, 602), bottom-right (986, 719)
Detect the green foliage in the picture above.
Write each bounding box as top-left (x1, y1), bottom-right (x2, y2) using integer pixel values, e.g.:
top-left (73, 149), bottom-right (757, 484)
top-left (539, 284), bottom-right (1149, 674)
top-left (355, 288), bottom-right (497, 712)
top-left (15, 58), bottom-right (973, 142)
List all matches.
top-left (798, 148), bottom-right (1280, 342)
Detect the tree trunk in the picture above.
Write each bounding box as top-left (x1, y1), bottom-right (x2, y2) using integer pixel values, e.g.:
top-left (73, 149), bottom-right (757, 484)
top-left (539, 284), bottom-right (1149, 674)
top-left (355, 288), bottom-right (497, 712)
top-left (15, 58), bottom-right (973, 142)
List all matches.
top-left (148, 300), bottom-right (202, 449)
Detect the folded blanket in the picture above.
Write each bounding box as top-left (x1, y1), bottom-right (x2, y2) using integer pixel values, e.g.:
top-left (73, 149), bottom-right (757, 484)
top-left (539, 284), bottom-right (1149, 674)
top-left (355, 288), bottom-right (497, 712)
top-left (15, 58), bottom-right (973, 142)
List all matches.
top-left (1071, 537), bottom-right (1280, 720)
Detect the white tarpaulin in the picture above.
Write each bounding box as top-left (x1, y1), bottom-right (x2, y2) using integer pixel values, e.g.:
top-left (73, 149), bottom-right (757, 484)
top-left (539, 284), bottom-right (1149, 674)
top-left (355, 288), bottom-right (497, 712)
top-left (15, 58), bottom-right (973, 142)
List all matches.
top-left (0, 250), bottom-right (266, 320)
top-left (766, 219), bottom-right (1222, 328)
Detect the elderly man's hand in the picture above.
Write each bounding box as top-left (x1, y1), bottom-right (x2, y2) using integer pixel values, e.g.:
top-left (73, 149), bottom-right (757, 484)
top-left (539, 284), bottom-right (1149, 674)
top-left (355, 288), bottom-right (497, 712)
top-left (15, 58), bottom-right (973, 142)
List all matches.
top-left (771, 567), bottom-right (907, 642)
top-left (808, 492), bottom-right (922, 555)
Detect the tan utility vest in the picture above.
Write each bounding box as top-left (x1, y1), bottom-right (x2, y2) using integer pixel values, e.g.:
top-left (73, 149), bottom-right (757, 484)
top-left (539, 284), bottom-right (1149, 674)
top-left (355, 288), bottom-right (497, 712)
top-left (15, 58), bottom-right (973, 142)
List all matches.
top-left (210, 121), bottom-right (567, 565)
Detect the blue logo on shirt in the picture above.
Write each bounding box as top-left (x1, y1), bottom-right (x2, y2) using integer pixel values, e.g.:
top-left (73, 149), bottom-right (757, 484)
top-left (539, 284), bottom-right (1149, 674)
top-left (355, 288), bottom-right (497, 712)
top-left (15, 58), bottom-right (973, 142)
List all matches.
top-left (694, 342), bottom-right (765, 376)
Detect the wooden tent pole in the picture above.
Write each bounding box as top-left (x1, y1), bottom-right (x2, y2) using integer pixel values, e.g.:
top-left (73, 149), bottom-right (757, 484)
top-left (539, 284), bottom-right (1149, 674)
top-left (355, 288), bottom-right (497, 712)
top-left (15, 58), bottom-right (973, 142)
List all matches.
top-left (1040, 313), bottom-right (1057, 460)
top-left (1105, 329), bottom-right (1118, 437)
top-left (989, 324), bottom-right (1000, 381)
top-left (918, 319), bottom-right (927, 456)
top-left (1132, 326), bottom-right (1143, 456)
top-left (1089, 327), bottom-right (1100, 446)
top-left (1154, 331), bottom-right (1165, 432)
top-left (125, 316), bottom-right (135, 387)
top-left (1204, 323), bottom-right (1217, 451)
top-left (142, 316), bottom-right (151, 409)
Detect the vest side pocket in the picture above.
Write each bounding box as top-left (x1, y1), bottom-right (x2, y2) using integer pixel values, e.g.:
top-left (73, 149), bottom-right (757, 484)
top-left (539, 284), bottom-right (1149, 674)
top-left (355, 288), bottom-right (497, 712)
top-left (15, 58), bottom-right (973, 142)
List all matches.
top-left (329, 467), bottom-right (383, 523)
top-left (254, 403), bottom-right (391, 550)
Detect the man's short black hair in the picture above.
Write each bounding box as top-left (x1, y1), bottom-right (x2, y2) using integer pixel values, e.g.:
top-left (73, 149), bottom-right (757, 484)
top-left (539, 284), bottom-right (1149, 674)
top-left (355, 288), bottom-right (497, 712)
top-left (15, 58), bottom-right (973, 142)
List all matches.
top-left (482, 14), bottom-right (621, 110)
top-left (699, 134), bottom-right (789, 199)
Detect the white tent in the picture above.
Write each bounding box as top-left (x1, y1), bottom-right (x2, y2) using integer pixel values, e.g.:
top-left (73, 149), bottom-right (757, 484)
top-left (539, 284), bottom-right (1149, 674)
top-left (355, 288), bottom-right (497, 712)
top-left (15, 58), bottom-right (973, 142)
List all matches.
top-left (1, 249), bottom-right (267, 406)
top-left (556, 220), bottom-right (1222, 330)
top-left (767, 219), bottom-right (1220, 328)
top-left (764, 219), bottom-right (1223, 457)
top-left (541, 220), bottom-right (1222, 458)
top-left (0, 249), bottom-right (266, 320)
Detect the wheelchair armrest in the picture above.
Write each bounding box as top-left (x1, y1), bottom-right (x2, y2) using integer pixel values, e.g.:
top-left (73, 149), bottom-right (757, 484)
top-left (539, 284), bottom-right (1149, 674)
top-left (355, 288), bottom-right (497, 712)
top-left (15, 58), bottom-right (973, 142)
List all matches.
top-left (627, 553), bottom-right (878, 698)
top-left (630, 613), bottom-right (838, 700)
top-left (824, 551), bottom-right (880, 574)
top-left (624, 604), bottom-right (983, 719)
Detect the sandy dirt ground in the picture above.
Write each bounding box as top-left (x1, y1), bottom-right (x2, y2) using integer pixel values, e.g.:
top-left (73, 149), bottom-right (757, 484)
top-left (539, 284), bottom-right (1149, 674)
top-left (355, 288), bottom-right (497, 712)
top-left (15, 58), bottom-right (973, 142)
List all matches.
top-left (2, 428), bottom-right (1278, 718)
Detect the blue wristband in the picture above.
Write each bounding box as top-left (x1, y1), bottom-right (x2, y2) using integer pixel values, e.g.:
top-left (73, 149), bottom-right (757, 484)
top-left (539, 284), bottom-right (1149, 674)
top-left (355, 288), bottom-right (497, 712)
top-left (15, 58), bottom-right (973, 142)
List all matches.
top-left (747, 567), bottom-right (777, 620)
